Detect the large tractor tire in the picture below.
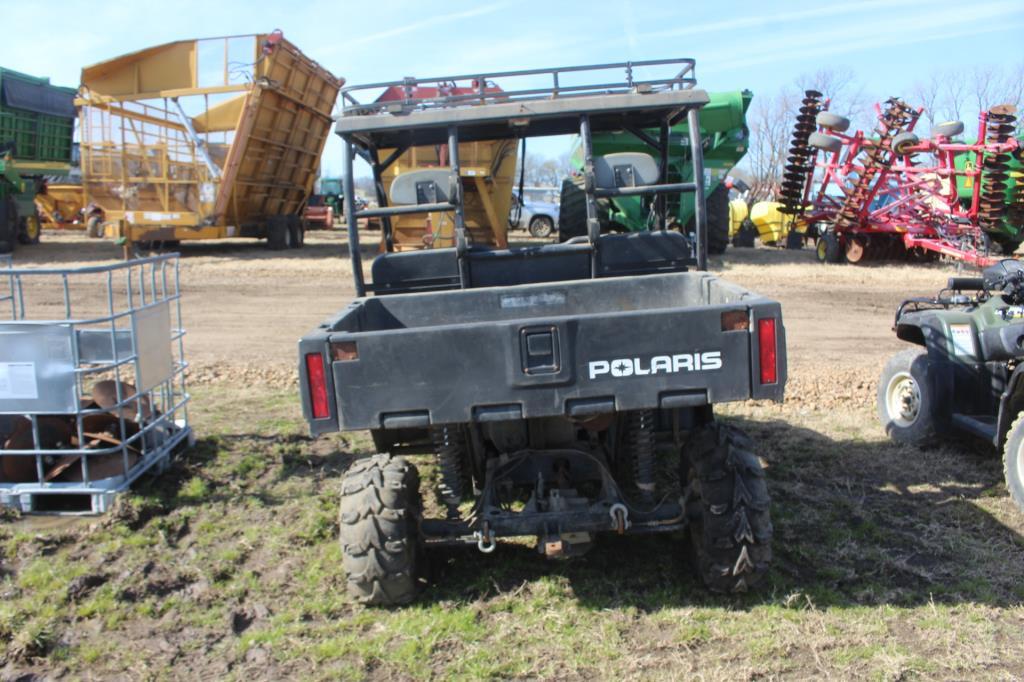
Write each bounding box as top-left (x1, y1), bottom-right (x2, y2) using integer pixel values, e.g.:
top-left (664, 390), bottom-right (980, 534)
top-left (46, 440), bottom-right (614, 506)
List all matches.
top-left (705, 185), bottom-right (730, 256)
top-left (682, 422), bottom-right (772, 593)
top-left (1001, 414), bottom-right (1024, 516)
top-left (0, 199), bottom-right (17, 254)
top-left (287, 215), bottom-right (305, 249)
top-left (877, 349), bottom-right (938, 445)
top-left (557, 176), bottom-right (611, 242)
top-left (339, 454), bottom-right (423, 606)
top-left (266, 216), bottom-right (290, 250)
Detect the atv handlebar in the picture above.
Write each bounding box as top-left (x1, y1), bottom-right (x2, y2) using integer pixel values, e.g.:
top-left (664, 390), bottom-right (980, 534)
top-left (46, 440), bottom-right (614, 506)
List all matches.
top-left (948, 277), bottom-right (985, 291)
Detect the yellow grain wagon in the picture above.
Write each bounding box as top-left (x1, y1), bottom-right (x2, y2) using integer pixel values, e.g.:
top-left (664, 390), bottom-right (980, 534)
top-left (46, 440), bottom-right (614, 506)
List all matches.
top-left (77, 31), bottom-right (342, 250)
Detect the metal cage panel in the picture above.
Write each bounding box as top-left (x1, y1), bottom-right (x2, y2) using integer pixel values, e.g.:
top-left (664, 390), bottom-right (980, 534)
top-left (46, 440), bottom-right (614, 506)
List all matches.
top-left (0, 254), bottom-right (190, 514)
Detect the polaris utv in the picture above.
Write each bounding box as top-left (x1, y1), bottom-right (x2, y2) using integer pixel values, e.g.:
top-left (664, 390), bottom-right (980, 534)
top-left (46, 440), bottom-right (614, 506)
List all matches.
top-left (878, 259), bottom-right (1024, 515)
top-left (298, 60), bottom-right (787, 605)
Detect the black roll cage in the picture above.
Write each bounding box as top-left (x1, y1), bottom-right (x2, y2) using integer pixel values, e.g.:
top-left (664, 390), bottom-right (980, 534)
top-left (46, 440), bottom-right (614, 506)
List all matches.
top-left (335, 59), bottom-right (711, 296)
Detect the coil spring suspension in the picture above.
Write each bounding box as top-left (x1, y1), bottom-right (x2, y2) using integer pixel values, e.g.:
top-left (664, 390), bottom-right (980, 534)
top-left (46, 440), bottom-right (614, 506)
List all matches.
top-left (833, 98), bottom-right (917, 235)
top-left (627, 409), bottom-right (656, 502)
top-left (978, 104), bottom-right (1018, 232)
top-left (430, 424), bottom-right (466, 508)
top-left (779, 90), bottom-right (823, 216)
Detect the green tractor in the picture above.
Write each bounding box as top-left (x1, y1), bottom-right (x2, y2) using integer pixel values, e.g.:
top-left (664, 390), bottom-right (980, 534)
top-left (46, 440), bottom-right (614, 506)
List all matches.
top-left (0, 67), bottom-right (77, 254)
top-left (558, 90), bottom-right (752, 254)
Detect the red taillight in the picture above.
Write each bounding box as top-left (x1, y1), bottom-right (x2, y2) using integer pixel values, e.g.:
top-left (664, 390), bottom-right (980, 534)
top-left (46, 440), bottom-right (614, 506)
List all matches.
top-left (305, 352), bottom-right (330, 419)
top-left (758, 318), bottom-right (777, 385)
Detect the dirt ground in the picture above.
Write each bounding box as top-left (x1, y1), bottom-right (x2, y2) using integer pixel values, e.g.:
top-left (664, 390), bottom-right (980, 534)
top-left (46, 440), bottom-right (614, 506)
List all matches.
top-left (2, 230), bottom-right (1023, 680)
top-left (4, 230), bottom-right (951, 374)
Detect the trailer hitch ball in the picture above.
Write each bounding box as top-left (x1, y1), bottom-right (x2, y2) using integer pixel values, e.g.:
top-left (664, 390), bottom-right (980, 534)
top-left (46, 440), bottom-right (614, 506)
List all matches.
top-left (474, 523), bottom-right (497, 554)
top-left (609, 503), bottom-right (631, 534)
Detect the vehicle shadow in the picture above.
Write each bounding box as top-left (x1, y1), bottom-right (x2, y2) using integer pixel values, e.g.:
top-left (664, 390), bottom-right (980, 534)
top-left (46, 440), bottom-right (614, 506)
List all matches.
top-left (422, 414), bottom-right (1024, 612)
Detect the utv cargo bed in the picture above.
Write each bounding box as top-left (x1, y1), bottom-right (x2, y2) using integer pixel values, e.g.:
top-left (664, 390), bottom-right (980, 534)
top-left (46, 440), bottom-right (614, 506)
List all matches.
top-left (300, 268), bottom-right (784, 433)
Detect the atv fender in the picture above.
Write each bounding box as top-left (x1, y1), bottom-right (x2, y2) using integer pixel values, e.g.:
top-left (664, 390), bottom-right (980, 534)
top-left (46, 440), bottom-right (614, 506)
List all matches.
top-left (997, 364), bottom-right (1024, 448)
top-left (893, 311), bottom-right (955, 430)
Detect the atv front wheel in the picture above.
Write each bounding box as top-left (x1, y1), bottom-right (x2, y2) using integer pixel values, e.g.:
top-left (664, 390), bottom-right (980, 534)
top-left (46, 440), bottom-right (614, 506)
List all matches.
top-left (339, 454), bottom-right (423, 606)
top-left (877, 349), bottom-right (937, 444)
top-left (682, 422), bottom-right (772, 593)
top-left (1002, 415), bottom-right (1024, 515)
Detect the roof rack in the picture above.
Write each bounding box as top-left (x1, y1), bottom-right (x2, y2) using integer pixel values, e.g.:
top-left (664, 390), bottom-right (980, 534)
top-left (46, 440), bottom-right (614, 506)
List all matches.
top-left (335, 59), bottom-right (710, 296)
top-left (338, 59), bottom-right (696, 116)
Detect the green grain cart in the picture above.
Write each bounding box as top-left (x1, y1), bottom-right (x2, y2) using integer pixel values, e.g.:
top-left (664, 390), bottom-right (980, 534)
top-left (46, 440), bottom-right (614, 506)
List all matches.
top-left (559, 90), bottom-right (751, 254)
top-left (953, 132), bottom-right (1024, 254)
top-left (0, 67), bottom-right (77, 254)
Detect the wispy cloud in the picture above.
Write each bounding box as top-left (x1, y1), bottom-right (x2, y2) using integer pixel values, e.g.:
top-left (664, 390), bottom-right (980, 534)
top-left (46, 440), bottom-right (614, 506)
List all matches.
top-left (638, 0), bottom-right (934, 40)
top-left (699, 0), bottom-right (1022, 75)
top-left (344, 2), bottom-right (513, 48)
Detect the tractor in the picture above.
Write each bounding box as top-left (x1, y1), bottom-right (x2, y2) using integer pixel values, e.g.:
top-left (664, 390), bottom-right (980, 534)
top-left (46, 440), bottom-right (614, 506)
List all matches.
top-left (558, 90), bottom-right (752, 255)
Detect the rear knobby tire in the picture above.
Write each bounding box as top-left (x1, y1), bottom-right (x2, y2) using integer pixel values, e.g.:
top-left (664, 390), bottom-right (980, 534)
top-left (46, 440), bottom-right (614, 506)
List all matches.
top-left (877, 348), bottom-right (937, 445)
top-left (339, 454), bottom-right (423, 606)
top-left (682, 422), bottom-right (772, 593)
top-left (1002, 415), bottom-right (1024, 516)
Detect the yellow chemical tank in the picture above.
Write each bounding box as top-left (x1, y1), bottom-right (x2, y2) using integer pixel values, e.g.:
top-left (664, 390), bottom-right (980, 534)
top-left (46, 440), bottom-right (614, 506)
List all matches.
top-left (749, 201), bottom-right (807, 246)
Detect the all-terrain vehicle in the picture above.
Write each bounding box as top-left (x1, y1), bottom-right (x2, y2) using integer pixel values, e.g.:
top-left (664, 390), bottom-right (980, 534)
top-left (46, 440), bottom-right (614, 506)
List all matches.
top-left (878, 260), bottom-right (1024, 514)
top-left (299, 60), bottom-right (787, 605)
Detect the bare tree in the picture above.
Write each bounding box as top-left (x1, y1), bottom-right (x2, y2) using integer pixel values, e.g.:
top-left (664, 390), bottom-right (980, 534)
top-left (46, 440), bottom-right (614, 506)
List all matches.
top-left (516, 152), bottom-right (574, 188)
top-left (744, 90), bottom-right (797, 203)
top-left (969, 64), bottom-right (1000, 114)
top-left (796, 66), bottom-right (870, 130)
top-left (910, 71), bottom-right (944, 130)
top-left (940, 74), bottom-right (968, 123)
top-left (1000, 60), bottom-right (1024, 111)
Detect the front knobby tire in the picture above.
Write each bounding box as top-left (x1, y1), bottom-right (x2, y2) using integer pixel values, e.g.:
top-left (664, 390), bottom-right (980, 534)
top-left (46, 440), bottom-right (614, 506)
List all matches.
top-left (1002, 415), bottom-right (1024, 516)
top-left (682, 423), bottom-right (772, 593)
top-left (877, 348), bottom-right (937, 445)
top-left (339, 454), bottom-right (423, 606)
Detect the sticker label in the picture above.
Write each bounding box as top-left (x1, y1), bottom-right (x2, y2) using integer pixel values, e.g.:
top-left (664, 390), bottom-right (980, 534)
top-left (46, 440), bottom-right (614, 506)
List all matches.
top-left (950, 324), bottom-right (976, 357)
top-left (142, 212), bottom-right (182, 221)
top-left (0, 362), bottom-right (38, 400)
top-left (501, 292), bottom-right (566, 309)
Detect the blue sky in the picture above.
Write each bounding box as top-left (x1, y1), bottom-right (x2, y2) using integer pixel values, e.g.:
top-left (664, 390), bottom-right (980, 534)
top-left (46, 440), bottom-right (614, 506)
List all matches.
top-left (2, 0), bottom-right (1021, 174)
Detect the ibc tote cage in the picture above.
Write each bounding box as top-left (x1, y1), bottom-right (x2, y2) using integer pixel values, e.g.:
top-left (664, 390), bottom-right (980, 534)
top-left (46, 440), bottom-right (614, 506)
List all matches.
top-left (0, 254), bottom-right (189, 513)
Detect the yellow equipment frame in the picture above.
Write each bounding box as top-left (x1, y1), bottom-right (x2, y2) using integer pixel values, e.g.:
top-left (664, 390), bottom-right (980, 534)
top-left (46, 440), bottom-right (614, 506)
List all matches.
top-left (380, 141), bottom-right (517, 250)
top-left (76, 32), bottom-right (342, 244)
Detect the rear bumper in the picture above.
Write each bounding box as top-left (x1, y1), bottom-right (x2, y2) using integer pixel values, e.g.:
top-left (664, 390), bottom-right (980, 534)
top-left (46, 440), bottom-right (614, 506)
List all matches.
top-left (299, 302), bottom-right (786, 434)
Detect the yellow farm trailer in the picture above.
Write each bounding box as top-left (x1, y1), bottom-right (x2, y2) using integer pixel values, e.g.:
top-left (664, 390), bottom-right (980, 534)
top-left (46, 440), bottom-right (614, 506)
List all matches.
top-left (77, 31), bottom-right (342, 250)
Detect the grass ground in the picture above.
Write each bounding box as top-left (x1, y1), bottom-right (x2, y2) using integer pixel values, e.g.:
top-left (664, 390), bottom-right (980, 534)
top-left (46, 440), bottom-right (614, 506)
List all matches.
top-left (3, 376), bottom-right (1023, 680)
